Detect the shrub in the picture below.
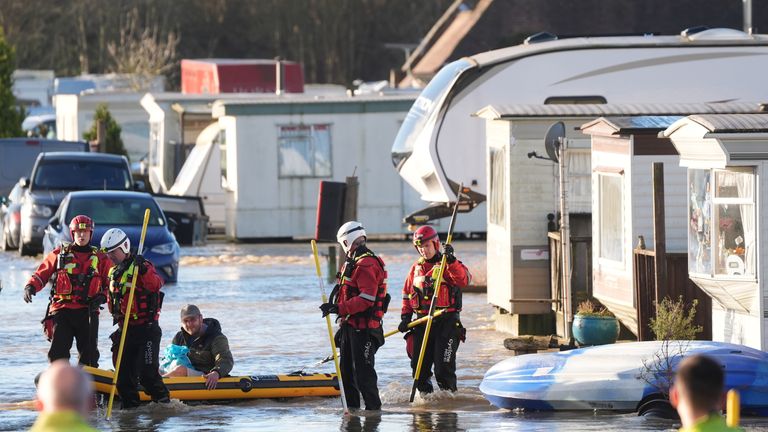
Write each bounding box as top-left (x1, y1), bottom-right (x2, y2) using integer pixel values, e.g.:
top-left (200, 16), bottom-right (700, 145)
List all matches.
top-left (575, 299), bottom-right (615, 318)
top-left (649, 296), bottom-right (703, 341)
top-left (83, 104), bottom-right (128, 159)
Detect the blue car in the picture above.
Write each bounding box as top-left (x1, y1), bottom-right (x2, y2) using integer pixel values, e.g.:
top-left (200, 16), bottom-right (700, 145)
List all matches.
top-left (42, 191), bottom-right (180, 283)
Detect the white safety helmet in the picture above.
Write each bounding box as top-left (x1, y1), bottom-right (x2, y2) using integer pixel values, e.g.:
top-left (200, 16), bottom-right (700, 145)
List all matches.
top-left (101, 228), bottom-right (131, 254)
top-left (336, 221), bottom-right (366, 253)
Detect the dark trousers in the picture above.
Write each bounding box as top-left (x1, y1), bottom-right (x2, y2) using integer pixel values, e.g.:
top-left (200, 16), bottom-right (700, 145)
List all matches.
top-left (49, 307), bottom-right (99, 367)
top-left (111, 323), bottom-right (169, 408)
top-left (338, 324), bottom-right (382, 410)
top-left (410, 314), bottom-right (460, 393)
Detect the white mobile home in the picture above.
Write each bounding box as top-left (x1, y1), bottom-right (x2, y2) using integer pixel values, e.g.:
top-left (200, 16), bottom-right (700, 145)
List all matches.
top-left (664, 113), bottom-right (768, 350)
top-left (54, 92), bottom-right (149, 162)
top-left (580, 115), bottom-right (713, 339)
top-left (141, 86), bottom-right (349, 194)
top-left (479, 102), bottom-right (761, 336)
top-left (208, 94), bottom-right (418, 239)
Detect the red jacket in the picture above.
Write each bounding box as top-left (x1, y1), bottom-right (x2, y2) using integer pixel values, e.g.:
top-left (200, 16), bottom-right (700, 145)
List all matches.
top-left (336, 246), bottom-right (388, 329)
top-left (27, 244), bottom-right (112, 313)
top-left (107, 257), bottom-right (164, 326)
top-left (401, 254), bottom-right (469, 317)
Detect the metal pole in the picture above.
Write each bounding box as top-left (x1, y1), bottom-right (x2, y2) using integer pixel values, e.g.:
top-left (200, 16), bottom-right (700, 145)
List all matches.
top-left (559, 138), bottom-right (572, 343)
top-left (744, 0), bottom-right (753, 33)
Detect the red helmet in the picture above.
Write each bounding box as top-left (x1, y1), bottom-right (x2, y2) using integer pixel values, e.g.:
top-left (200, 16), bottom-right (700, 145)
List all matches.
top-left (412, 225), bottom-right (440, 251)
top-left (69, 215), bottom-right (94, 239)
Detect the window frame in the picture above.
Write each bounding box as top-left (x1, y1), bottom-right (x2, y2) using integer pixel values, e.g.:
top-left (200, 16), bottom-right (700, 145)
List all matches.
top-left (277, 123), bottom-right (333, 178)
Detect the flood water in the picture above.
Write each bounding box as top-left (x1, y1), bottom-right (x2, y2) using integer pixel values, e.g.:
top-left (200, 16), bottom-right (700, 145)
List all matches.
top-left (1, 241), bottom-right (767, 431)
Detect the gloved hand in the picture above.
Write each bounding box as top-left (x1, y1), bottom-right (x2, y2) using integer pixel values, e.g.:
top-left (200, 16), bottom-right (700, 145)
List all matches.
top-left (23, 284), bottom-right (36, 303)
top-left (134, 255), bottom-right (148, 275)
top-left (319, 303), bottom-right (338, 317)
top-left (398, 314), bottom-right (412, 333)
top-left (443, 243), bottom-right (456, 263)
top-left (89, 293), bottom-right (107, 309)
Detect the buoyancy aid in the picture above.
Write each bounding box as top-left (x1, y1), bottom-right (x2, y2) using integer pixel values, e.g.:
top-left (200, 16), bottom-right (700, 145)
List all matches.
top-left (335, 246), bottom-right (389, 329)
top-left (108, 259), bottom-right (163, 325)
top-left (405, 254), bottom-right (467, 316)
top-left (50, 243), bottom-right (103, 305)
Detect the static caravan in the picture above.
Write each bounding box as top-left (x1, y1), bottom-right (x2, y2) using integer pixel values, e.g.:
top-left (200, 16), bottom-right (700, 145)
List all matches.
top-left (54, 92), bottom-right (149, 163)
top-left (141, 93), bottom-right (228, 194)
top-left (393, 28), bottom-right (768, 231)
top-left (580, 115), bottom-right (714, 340)
top-left (664, 113), bottom-right (768, 350)
top-left (209, 94), bottom-right (418, 239)
top-left (479, 102), bottom-right (761, 336)
top-left (141, 86), bottom-right (350, 194)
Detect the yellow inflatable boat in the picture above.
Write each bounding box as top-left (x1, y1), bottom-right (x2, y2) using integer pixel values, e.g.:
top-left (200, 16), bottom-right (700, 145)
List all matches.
top-left (83, 366), bottom-right (340, 401)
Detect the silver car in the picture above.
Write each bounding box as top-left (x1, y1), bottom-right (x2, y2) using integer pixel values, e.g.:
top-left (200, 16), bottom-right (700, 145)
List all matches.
top-left (0, 181), bottom-right (23, 251)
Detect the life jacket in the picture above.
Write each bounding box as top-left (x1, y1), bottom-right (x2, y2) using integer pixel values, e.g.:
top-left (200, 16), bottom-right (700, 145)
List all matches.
top-left (108, 260), bottom-right (163, 325)
top-left (406, 256), bottom-right (463, 316)
top-left (334, 247), bottom-right (389, 329)
top-left (50, 243), bottom-right (102, 305)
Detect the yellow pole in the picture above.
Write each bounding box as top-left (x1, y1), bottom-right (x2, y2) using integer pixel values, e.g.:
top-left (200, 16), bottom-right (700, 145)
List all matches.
top-left (311, 240), bottom-right (349, 415)
top-left (106, 209), bottom-right (151, 420)
top-left (383, 308), bottom-right (446, 339)
top-left (409, 183), bottom-right (463, 402)
top-left (726, 389), bottom-right (740, 427)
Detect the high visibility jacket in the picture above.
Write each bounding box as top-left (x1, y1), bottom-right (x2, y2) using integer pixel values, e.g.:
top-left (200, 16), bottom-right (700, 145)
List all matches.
top-left (335, 246), bottom-right (388, 330)
top-left (107, 256), bottom-right (164, 326)
top-left (401, 253), bottom-right (470, 317)
top-left (26, 244), bottom-right (112, 313)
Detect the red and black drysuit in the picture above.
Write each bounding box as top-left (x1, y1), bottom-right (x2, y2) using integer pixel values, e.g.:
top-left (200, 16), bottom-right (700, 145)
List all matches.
top-left (401, 252), bottom-right (469, 393)
top-left (25, 243), bottom-right (112, 366)
top-left (330, 245), bottom-right (389, 410)
top-left (107, 255), bottom-right (169, 408)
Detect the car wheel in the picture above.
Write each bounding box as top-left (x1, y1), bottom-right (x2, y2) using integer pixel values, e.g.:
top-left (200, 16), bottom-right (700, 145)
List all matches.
top-left (0, 226), bottom-right (7, 251)
top-left (18, 239), bottom-right (33, 257)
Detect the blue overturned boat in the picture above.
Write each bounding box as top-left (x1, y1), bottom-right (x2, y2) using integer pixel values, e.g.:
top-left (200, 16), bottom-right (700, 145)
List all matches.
top-left (480, 341), bottom-right (768, 415)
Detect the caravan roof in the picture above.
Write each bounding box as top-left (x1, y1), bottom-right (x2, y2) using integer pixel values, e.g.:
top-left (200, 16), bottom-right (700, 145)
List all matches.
top-left (391, 28), bottom-right (768, 213)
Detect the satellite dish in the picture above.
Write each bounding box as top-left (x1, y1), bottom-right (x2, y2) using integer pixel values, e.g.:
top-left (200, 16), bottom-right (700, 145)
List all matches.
top-left (544, 121), bottom-right (565, 163)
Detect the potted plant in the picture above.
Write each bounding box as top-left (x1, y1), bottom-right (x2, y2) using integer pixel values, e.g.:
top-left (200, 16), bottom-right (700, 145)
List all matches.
top-left (572, 299), bottom-right (620, 346)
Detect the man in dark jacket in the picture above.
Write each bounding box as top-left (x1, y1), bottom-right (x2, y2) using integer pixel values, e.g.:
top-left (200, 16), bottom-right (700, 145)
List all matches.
top-left (166, 304), bottom-right (234, 390)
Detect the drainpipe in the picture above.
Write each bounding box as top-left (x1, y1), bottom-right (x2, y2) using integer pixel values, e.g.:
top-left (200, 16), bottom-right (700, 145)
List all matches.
top-left (559, 138), bottom-right (573, 344)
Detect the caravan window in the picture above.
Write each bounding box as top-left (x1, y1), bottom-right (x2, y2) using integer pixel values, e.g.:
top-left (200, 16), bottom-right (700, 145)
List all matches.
top-left (277, 124), bottom-right (332, 178)
top-left (687, 167), bottom-right (755, 278)
top-left (598, 173), bottom-right (623, 263)
top-left (488, 146), bottom-right (506, 226)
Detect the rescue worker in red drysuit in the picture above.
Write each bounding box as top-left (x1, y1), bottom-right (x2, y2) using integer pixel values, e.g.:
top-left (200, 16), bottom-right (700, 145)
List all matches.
top-left (399, 225), bottom-right (470, 394)
top-left (101, 227), bottom-right (170, 408)
top-left (319, 221), bottom-right (389, 411)
top-left (23, 215), bottom-right (112, 367)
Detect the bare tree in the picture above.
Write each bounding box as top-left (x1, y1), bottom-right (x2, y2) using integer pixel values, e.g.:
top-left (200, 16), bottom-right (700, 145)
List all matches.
top-left (107, 7), bottom-right (179, 91)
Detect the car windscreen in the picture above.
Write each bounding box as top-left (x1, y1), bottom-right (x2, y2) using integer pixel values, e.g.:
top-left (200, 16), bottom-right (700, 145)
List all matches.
top-left (32, 160), bottom-right (131, 191)
top-left (66, 197), bottom-right (165, 226)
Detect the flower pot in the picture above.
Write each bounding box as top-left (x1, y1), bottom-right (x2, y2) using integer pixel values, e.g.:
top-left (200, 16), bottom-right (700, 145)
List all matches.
top-left (572, 315), bottom-right (620, 346)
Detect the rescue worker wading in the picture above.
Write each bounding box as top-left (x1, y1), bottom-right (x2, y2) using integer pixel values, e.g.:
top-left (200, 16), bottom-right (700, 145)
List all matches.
top-left (101, 228), bottom-right (170, 408)
top-left (23, 215), bottom-right (112, 367)
top-left (399, 225), bottom-right (470, 394)
top-left (319, 221), bottom-right (389, 411)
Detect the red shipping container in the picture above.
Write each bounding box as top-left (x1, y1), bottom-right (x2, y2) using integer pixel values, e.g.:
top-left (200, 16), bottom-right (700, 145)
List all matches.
top-left (181, 59), bottom-right (304, 94)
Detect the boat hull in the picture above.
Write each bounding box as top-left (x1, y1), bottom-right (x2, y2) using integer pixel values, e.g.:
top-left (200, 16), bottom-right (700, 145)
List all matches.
top-left (480, 341), bottom-right (768, 414)
top-left (84, 366), bottom-right (340, 401)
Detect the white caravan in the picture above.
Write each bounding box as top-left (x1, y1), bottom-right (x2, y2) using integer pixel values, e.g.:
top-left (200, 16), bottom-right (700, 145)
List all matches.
top-left (392, 28), bottom-right (768, 225)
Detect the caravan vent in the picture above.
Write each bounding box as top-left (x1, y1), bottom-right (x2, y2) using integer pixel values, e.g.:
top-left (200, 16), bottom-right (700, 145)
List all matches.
top-left (682, 27), bottom-right (752, 41)
top-left (524, 32), bottom-right (558, 45)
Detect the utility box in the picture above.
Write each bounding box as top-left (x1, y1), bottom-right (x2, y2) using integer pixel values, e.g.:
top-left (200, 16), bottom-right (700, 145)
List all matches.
top-left (181, 59), bottom-right (304, 94)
